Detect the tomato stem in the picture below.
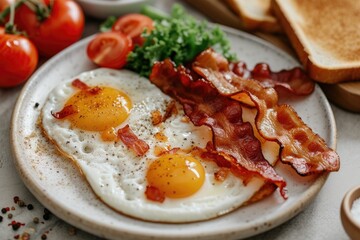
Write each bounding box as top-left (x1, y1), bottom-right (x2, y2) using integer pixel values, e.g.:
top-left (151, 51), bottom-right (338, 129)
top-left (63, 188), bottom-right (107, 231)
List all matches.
top-left (0, 0), bottom-right (24, 25)
top-left (4, 0), bottom-right (19, 34)
top-left (31, 0), bottom-right (50, 21)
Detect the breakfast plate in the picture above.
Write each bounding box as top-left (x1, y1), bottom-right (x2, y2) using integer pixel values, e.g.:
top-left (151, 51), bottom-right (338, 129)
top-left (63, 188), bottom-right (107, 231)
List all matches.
top-left (11, 26), bottom-right (336, 240)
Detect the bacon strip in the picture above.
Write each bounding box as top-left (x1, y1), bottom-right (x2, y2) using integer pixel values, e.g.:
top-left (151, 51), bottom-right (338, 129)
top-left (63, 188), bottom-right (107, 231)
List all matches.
top-left (230, 60), bottom-right (315, 96)
top-left (72, 79), bottom-right (102, 95)
top-left (193, 49), bottom-right (340, 175)
top-left (117, 125), bottom-right (149, 156)
top-left (150, 59), bottom-right (287, 198)
top-left (51, 105), bottom-right (78, 119)
top-left (145, 186), bottom-right (165, 203)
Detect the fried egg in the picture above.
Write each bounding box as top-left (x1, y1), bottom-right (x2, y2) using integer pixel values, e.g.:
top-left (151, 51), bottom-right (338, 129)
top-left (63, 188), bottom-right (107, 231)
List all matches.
top-left (41, 68), bottom-right (275, 223)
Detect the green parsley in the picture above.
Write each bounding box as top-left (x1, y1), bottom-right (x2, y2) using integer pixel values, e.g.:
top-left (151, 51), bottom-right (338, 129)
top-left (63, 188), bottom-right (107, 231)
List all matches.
top-left (126, 4), bottom-right (237, 77)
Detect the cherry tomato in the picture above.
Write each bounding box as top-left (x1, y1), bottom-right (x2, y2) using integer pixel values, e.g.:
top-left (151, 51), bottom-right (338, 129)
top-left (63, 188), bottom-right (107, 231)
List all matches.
top-left (13, 0), bottom-right (84, 57)
top-left (0, 0), bottom-right (11, 11)
top-left (87, 32), bottom-right (133, 69)
top-left (0, 29), bottom-right (38, 87)
top-left (112, 14), bottom-right (154, 46)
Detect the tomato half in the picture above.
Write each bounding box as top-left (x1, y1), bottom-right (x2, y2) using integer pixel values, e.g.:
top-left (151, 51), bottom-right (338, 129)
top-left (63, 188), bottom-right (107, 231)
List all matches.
top-left (87, 32), bottom-right (133, 69)
top-left (112, 14), bottom-right (154, 46)
top-left (13, 0), bottom-right (84, 57)
top-left (0, 30), bottom-right (38, 87)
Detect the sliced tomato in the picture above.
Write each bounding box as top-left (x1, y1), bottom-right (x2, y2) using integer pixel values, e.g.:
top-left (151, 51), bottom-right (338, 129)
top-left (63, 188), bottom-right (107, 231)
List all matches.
top-left (87, 32), bottom-right (133, 69)
top-left (0, 29), bottom-right (38, 87)
top-left (112, 13), bottom-right (154, 46)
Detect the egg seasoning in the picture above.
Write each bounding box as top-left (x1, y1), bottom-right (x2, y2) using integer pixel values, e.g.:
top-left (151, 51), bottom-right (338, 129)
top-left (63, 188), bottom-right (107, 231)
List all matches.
top-left (64, 86), bottom-right (132, 140)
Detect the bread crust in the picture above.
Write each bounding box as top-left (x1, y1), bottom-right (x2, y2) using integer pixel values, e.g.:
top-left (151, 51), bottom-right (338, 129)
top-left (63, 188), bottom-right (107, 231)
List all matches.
top-left (226, 0), bottom-right (281, 33)
top-left (272, 0), bottom-right (360, 83)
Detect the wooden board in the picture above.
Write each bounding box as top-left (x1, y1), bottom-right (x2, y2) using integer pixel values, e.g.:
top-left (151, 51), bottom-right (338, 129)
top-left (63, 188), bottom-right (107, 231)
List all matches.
top-left (184, 0), bottom-right (360, 112)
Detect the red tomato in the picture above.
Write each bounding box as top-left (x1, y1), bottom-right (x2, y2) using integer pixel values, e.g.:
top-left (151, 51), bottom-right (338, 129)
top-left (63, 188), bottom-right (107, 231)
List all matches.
top-left (112, 14), bottom-right (154, 46)
top-left (87, 32), bottom-right (134, 69)
top-left (13, 0), bottom-right (84, 57)
top-left (0, 29), bottom-right (38, 87)
top-left (0, 0), bottom-right (12, 11)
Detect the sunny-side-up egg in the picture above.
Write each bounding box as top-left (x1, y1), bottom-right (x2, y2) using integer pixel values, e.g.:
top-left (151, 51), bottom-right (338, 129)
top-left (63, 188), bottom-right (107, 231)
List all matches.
top-left (41, 68), bottom-right (275, 223)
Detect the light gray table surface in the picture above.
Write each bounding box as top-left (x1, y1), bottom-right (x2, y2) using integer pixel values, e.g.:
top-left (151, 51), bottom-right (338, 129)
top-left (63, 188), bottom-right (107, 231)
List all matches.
top-left (1, 0), bottom-right (359, 239)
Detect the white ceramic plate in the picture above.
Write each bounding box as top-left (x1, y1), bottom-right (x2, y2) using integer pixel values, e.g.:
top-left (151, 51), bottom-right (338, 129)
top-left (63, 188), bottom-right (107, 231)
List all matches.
top-left (76, 0), bottom-right (155, 19)
top-left (11, 26), bottom-right (337, 240)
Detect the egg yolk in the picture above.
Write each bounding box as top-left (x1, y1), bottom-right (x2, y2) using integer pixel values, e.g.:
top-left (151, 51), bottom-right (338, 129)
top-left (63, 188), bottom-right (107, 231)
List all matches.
top-left (146, 154), bottom-right (205, 198)
top-left (64, 86), bottom-right (132, 132)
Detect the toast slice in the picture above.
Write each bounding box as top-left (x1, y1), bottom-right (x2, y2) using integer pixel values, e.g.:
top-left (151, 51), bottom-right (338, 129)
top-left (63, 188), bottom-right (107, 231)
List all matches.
top-left (226, 0), bottom-right (281, 33)
top-left (272, 0), bottom-right (360, 83)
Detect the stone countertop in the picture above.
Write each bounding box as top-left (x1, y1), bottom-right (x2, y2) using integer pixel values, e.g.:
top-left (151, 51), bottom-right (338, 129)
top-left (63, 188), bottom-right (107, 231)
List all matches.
top-left (1, 0), bottom-right (359, 239)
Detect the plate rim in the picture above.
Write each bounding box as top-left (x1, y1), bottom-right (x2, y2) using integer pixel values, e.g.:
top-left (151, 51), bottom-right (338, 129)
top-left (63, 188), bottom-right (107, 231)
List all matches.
top-left (10, 25), bottom-right (337, 240)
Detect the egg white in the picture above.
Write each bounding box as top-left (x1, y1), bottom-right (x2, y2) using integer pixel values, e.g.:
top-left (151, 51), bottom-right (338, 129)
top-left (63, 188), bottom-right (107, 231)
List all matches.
top-left (41, 68), bottom-right (273, 223)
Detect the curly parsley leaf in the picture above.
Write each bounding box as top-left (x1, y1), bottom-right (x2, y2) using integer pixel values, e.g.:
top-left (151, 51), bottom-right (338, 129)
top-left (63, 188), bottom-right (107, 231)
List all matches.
top-left (126, 4), bottom-right (237, 77)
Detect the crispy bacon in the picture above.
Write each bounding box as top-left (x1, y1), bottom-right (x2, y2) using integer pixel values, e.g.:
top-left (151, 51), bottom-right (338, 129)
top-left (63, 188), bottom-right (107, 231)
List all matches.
top-left (231, 61), bottom-right (314, 96)
top-left (145, 186), bottom-right (165, 203)
top-left (214, 168), bottom-right (230, 182)
top-left (71, 79), bottom-right (102, 95)
top-left (151, 110), bottom-right (162, 125)
top-left (117, 125), bottom-right (149, 156)
top-left (150, 59), bottom-right (287, 198)
top-left (206, 56), bottom-right (315, 96)
top-left (51, 105), bottom-right (78, 119)
top-left (151, 101), bottom-right (177, 126)
top-left (163, 100), bottom-right (177, 122)
top-left (72, 79), bottom-right (89, 90)
top-left (193, 49), bottom-right (340, 175)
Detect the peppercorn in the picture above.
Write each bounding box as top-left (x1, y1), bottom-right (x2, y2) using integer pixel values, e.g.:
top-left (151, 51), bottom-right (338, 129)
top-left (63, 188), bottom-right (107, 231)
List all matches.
top-left (44, 208), bottom-right (51, 214)
top-left (41, 234), bottom-right (47, 240)
top-left (33, 217), bottom-right (39, 224)
top-left (12, 222), bottom-right (21, 231)
top-left (68, 226), bottom-right (77, 236)
top-left (1, 208), bottom-right (7, 214)
top-left (13, 196), bottom-right (19, 204)
top-left (0, 215), bottom-right (3, 222)
top-left (8, 213), bottom-right (13, 219)
top-left (43, 214), bottom-right (50, 221)
top-left (27, 204), bottom-right (34, 210)
top-left (18, 200), bottom-right (25, 208)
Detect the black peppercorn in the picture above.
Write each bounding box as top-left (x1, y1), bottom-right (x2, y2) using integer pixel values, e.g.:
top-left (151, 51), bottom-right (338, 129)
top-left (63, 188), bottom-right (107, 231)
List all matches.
top-left (33, 217), bottom-right (39, 224)
top-left (0, 215), bottom-right (3, 222)
top-left (41, 234), bottom-right (47, 240)
top-left (43, 214), bottom-right (50, 220)
top-left (27, 204), bottom-right (34, 210)
top-left (1, 208), bottom-right (7, 214)
top-left (18, 200), bottom-right (25, 207)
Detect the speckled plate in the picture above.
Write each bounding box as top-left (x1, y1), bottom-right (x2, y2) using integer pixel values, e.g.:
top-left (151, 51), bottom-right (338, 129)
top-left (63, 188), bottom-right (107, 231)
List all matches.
top-left (11, 26), bottom-right (337, 240)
